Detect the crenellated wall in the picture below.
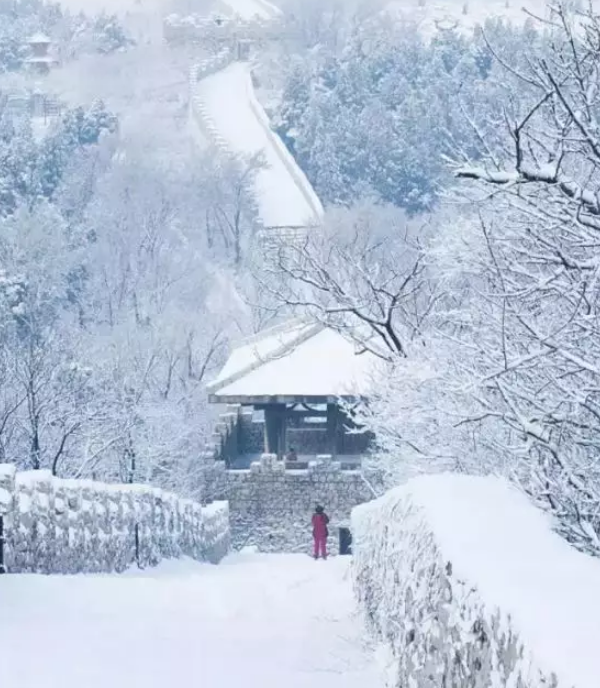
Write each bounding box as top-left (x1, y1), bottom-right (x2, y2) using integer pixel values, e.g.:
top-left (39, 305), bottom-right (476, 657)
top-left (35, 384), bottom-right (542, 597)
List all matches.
top-left (351, 475), bottom-right (595, 688)
top-left (189, 48), bottom-right (233, 87)
top-left (203, 454), bottom-right (380, 554)
top-left (0, 466), bottom-right (229, 574)
top-left (190, 55), bottom-right (321, 232)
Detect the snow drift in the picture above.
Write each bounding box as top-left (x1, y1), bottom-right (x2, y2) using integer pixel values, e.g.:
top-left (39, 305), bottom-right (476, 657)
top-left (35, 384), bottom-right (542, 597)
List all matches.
top-left (0, 465), bottom-right (229, 574)
top-left (352, 474), bottom-right (600, 688)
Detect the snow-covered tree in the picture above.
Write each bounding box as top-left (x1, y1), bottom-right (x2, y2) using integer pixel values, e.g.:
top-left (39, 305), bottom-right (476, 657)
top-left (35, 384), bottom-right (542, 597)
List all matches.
top-left (272, 9), bottom-right (542, 212)
top-left (92, 13), bottom-right (134, 55)
top-left (261, 200), bottom-right (434, 359)
top-left (0, 101), bottom-right (118, 215)
top-left (438, 1), bottom-right (600, 554)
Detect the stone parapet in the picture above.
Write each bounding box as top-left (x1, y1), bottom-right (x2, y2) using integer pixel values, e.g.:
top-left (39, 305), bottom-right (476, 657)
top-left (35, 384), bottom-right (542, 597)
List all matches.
top-left (0, 466), bottom-right (230, 574)
top-left (205, 462), bottom-right (380, 555)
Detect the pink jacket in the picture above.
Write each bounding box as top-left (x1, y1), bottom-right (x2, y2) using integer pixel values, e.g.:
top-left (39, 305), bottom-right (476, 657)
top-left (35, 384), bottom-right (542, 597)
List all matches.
top-left (312, 512), bottom-right (329, 538)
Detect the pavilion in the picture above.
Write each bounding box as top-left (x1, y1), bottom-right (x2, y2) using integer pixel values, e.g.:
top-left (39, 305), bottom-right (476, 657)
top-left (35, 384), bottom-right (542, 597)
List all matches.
top-left (206, 320), bottom-right (378, 466)
top-left (25, 33), bottom-right (58, 75)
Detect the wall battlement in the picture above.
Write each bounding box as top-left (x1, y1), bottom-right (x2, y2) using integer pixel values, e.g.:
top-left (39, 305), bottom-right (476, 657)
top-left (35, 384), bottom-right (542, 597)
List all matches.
top-left (202, 454), bottom-right (380, 554)
top-left (0, 466), bottom-right (229, 574)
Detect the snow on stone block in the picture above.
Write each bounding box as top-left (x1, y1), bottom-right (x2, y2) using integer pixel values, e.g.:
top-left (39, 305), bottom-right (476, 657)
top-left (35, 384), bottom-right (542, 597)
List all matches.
top-left (0, 469), bottom-right (231, 574)
top-left (0, 464), bottom-right (16, 514)
top-left (351, 474), bottom-right (600, 688)
top-left (201, 500), bottom-right (230, 563)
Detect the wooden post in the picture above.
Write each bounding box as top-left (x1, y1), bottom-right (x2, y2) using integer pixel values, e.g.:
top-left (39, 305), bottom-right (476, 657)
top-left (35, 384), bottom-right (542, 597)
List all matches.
top-left (0, 515), bottom-right (5, 574)
top-left (135, 523), bottom-right (142, 569)
top-left (264, 404), bottom-right (284, 458)
top-left (326, 404), bottom-right (339, 459)
top-left (281, 406), bottom-right (290, 458)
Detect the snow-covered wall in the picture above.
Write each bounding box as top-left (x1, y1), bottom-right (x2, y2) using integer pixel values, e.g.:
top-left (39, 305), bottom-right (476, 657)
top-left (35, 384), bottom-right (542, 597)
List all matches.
top-left (221, 0), bottom-right (281, 21)
top-left (190, 60), bottom-right (323, 230)
top-left (243, 66), bottom-right (324, 224)
top-left (0, 465), bottom-right (230, 574)
top-left (189, 48), bottom-right (233, 86)
top-left (352, 474), bottom-right (600, 688)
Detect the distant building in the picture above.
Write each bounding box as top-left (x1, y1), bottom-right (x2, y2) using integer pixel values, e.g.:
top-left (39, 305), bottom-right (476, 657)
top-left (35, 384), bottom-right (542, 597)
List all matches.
top-left (25, 33), bottom-right (59, 75)
top-left (163, 11), bottom-right (279, 57)
top-left (0, 86), bottom-right (63, 125)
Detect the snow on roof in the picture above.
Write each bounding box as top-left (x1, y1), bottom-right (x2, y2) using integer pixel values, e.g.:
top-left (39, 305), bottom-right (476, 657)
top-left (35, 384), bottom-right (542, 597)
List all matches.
top-left (194, 62), bottom-right (323, 229)
top-left (28, 32), bottom-right (52, 44)
top-left (207, 319), bottom-right (318, 392)
top-left (208, 321), bottom-right (378, 400)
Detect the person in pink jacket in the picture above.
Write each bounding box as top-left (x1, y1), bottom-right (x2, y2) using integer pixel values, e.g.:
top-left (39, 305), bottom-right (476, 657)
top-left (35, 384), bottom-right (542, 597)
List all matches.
top-left (312, 505), bottom-right (330, 560)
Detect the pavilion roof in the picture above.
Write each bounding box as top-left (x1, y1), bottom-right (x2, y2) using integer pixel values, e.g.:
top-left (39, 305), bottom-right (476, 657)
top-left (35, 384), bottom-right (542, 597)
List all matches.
top-left (207, 319), bottom-right (379, 404)
top-left (27, 32), bottom-right (52, 44)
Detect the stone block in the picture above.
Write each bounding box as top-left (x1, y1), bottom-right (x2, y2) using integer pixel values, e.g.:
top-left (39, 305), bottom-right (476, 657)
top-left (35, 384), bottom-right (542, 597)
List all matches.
top-left (0, 464), bottom-right (16, 516)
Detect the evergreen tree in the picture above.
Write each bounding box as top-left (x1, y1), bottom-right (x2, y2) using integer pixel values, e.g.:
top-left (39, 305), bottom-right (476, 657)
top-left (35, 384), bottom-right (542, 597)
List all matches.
top-left (275, 16), bottom-right (541, 213)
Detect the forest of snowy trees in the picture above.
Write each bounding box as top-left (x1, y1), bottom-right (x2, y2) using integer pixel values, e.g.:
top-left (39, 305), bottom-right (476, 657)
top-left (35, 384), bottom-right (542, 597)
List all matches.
top-left (0, 0), bottom-right (265, 494)
top-left (2, 0), bottom-right (600, 558)
top-left (267, 2), bottom-right (540, 212)
top-left (261, 0), bottom-right (600, 556)
top-left (0, 0), bottom-right (132, 70)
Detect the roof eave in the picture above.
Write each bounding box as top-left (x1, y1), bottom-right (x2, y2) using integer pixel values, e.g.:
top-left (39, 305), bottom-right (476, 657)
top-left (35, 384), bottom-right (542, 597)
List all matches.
top-left (208, 393), bottom-right (367, 405)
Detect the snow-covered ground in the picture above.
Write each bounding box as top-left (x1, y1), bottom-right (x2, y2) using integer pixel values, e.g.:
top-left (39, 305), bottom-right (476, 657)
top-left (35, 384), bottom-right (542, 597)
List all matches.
top-left (0, 552), bottom-right (378, 688)
top-left (192, 61), bottom-right (323, 228)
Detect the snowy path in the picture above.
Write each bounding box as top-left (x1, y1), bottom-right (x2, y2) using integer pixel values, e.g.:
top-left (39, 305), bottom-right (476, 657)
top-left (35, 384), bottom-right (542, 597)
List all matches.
top-left (0, 553), bottom-right (378, 688)
top-left (220, 0), bottom-right (281, 20)
top-left (192, 62), bottom-right (323, 229)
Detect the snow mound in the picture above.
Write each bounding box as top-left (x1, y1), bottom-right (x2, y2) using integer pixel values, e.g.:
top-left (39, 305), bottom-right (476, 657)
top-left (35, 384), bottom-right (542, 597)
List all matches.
top-left (352, 474), bottom-right (600, 688)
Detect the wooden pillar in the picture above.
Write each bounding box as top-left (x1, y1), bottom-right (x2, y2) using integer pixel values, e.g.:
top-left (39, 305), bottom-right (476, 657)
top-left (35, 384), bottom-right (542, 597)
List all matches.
top-left (281, 408), bottom-right (288, 458)
top-left (264, 404), bottom-right (284, 458)
top-left (326, 403), bottom-right (339, 458)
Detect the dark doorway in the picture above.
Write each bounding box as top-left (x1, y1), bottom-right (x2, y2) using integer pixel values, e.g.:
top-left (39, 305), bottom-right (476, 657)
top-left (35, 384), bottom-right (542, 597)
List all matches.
top-left (339, 527), bottom-right (352, 555)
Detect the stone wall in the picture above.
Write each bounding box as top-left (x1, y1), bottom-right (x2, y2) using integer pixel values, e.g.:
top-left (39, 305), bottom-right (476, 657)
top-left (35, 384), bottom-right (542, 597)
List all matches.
top-left (204, 454), bottom-right (379, 555)
top-left (164, 11), bottom-right (281, 48)
top-left (351, 475), bottom-right (579, 688)
top-left (0, 466), bottom-right (230, 574)
top-left (238, 409), bottom-right (264, 455)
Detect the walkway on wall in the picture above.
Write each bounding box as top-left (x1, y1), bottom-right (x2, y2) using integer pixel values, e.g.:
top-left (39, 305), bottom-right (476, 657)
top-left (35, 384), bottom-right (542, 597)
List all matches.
top-left (219, 0), bottom-right (282, 21)
top-left (0, 553), bottom-right (379, 688)
top-left (192, 61), bottom-right (323, 229)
